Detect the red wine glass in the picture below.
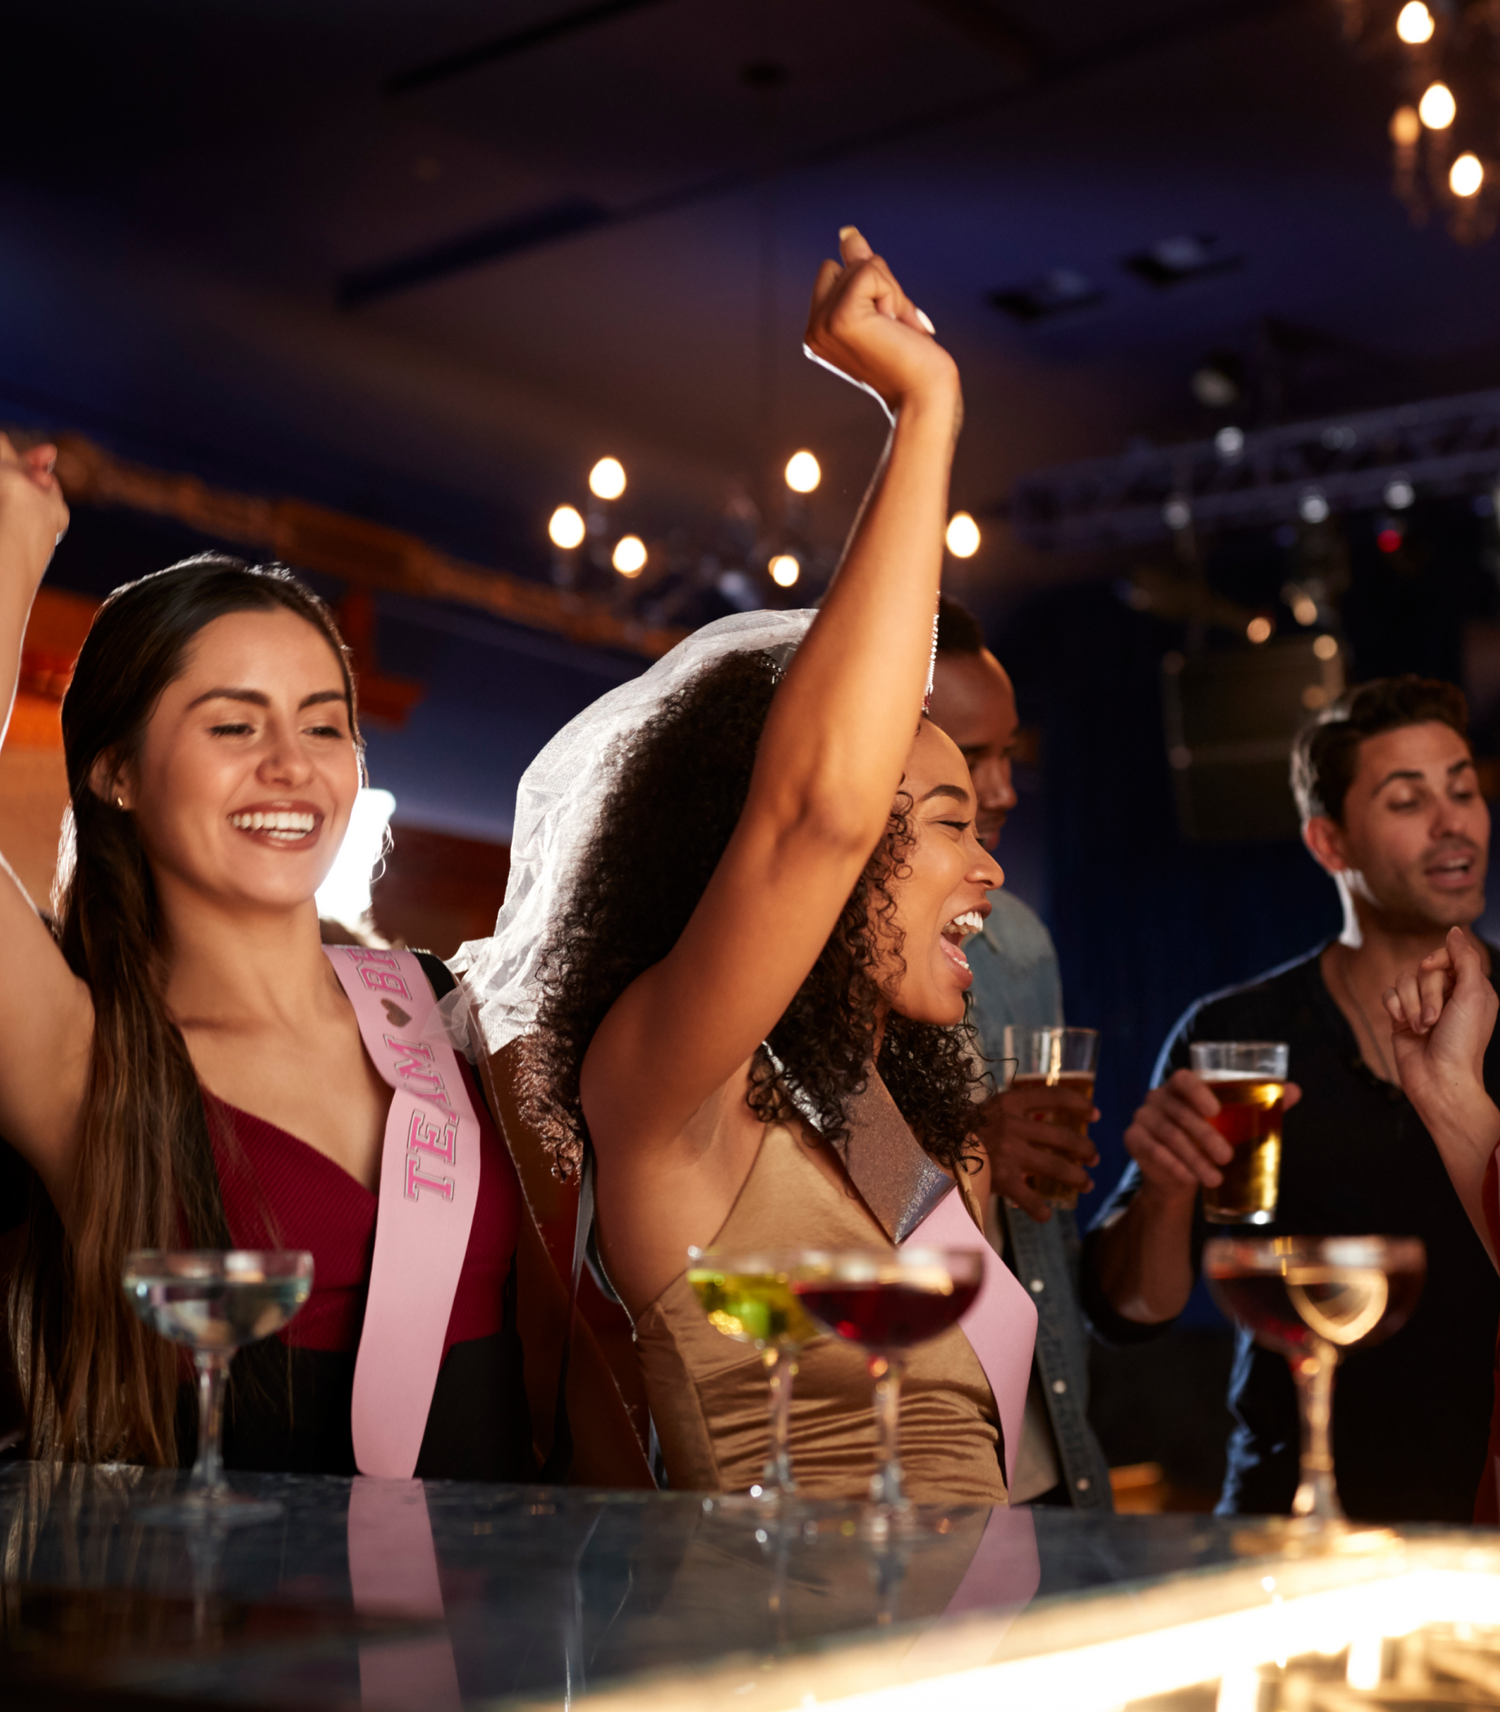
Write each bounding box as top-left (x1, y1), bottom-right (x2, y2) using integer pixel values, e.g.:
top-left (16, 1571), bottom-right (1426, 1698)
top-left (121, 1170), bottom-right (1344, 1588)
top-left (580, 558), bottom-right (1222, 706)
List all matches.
top-left (791, 1246), bottom-right (984, 1528)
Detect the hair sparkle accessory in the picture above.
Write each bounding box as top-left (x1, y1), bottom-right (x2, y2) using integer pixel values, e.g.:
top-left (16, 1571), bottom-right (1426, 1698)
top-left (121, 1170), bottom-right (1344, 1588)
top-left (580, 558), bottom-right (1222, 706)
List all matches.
top-left (923, 602), bottom-right (940, 713)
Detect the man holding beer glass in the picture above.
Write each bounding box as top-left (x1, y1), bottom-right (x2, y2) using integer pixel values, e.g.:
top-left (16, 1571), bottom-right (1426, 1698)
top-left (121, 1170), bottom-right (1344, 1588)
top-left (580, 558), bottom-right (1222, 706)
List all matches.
top-left (928, 599), bottom-right (1113, 1509)
top-left (1084, 676), bottom-right (1500, 1523)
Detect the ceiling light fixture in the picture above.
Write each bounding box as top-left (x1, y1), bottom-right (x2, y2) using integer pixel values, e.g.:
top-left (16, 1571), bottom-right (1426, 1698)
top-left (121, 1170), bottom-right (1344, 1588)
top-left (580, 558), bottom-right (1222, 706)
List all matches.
top-left (1396, 1), bottom-right (1434, 44)
top-left (769, 553), bottom-right (800, 588)
top-left (589, 457), bottom-right (627, 501)
top-left (1419, 80), bottom-right (1456, 130)
top-left (945, 512), bottom-right (981, 557)
top-left (1340, 1), bottom-right (1500, 243)
top-left (989, 268), bottom-right (1104, 322)
top-left (785, 451), bottom-right (821, 494)
top-left (548, 505), bottom-right (586, 550)
top-left (612, 535), bottom-right (646, 576)
top-left (1452, 152), bottom-right (1484, 197)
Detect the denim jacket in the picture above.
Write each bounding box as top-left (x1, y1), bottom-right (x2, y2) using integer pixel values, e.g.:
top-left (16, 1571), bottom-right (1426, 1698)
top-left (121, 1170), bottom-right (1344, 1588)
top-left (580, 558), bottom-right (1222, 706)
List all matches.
top-left (969, 890), bottom-right (1113, 1510)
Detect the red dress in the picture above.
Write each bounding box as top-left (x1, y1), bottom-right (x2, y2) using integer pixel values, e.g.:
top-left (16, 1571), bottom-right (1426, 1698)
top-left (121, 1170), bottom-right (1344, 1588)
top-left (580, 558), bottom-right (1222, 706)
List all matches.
top-left (199, 1056), bottom-right (533, 1480)
top-left (1476, 1150), bottom-right (1500, 1524)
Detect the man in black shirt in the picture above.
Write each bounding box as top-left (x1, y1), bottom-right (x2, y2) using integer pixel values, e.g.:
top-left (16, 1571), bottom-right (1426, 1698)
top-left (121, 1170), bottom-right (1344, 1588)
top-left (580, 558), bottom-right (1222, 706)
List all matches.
top-left (1084, 676), bottom-right (1500, 1522)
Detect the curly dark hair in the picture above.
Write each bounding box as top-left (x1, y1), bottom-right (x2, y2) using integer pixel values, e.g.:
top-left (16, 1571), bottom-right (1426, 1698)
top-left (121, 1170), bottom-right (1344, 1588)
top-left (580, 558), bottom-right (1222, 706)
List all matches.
top-left (523, 648), bottom-right (985, 1183)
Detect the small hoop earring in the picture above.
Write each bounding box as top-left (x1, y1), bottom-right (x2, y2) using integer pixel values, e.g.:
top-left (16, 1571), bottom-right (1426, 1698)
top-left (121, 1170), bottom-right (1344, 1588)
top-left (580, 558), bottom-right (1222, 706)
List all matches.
top-left (115, 796), bottom-right (126, 810)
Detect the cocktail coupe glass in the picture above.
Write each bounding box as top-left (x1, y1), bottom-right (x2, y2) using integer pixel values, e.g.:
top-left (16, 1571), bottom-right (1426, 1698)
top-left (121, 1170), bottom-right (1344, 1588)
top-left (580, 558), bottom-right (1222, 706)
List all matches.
top-left (1204, 1235), bottom-right (1426, 1533)
top-left (123, 1249), bottom-right (314, 1527)
top-left (686, 1247), bottom-right (819, 1505)
top-left (790, 1246), bottom-right (984, 1535)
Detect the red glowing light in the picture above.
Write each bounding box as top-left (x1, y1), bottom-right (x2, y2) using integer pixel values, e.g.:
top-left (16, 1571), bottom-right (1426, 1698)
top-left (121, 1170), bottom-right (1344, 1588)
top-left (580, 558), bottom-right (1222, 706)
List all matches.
top-left (1377, 528), bottom-right (1402, 554)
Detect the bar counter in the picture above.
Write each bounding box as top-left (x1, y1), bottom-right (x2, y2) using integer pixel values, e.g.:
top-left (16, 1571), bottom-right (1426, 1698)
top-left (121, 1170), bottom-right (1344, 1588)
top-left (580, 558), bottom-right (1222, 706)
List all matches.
top-left (3, 1463), bottom-right (1499, 1711)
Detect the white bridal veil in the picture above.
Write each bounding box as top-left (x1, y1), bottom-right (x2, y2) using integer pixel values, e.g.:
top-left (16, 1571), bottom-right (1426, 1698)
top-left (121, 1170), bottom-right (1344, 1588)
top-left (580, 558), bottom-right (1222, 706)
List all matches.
top-left (451, 608), bottom-right (817, 1056)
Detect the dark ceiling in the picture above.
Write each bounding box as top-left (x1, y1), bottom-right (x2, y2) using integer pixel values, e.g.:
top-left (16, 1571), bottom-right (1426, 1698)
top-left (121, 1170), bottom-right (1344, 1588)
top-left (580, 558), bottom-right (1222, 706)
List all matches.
top-left (8, 0), bottom-right (1500, 834)
top-left (10, 1), bottom-right (1500, 592)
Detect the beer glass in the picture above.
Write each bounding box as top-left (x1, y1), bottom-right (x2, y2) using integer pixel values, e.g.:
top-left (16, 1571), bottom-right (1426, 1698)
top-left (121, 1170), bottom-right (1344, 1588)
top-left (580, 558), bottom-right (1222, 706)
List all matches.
top-left (123, 1249), bottom-right (314, 1526)
top-left (1003, 1026), bottom-right (1099, 1210)
top-left (1190, 1041), bottom-right (1289, 1224)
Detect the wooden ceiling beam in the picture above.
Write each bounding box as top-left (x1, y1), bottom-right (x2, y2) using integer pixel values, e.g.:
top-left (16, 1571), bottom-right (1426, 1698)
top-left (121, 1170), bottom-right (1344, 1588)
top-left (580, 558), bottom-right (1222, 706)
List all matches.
top-left (43, 432), bottom-right (684, 660)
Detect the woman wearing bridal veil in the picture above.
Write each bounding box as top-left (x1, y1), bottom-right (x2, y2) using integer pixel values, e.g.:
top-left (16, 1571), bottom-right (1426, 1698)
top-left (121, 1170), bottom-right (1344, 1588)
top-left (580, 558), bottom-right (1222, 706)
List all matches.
top-left (459, 229), bottom-right (1036, 1501)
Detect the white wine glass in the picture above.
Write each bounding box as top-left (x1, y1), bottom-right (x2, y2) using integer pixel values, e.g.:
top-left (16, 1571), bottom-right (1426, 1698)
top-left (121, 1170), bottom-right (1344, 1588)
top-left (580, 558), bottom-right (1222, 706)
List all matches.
top-left (123, 1249), bottom-right (314, 1526)
top-left (790, 1246), bottom-right (984, 1532)
top-left (685, 1246), bottom-right (818, 1504)
top-left (1204, 1234), bottom-right (1426, 1527)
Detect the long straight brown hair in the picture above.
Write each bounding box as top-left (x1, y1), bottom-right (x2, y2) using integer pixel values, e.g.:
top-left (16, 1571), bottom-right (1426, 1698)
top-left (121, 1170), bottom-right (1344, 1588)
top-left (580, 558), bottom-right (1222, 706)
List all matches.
top-left (10, 554), bottom-right (361, 1463)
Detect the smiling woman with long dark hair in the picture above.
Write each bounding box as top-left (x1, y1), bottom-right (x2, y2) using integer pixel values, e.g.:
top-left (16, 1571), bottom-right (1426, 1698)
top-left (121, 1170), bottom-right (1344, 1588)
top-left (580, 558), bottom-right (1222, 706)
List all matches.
top-left (0, 453), bottom-right (530, 1477)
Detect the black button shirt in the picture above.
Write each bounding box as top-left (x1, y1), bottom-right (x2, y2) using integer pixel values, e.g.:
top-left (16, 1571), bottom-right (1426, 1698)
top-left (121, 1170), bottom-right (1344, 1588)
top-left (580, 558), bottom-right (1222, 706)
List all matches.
top-left (1082, 943), bottom-right (1500, 1524)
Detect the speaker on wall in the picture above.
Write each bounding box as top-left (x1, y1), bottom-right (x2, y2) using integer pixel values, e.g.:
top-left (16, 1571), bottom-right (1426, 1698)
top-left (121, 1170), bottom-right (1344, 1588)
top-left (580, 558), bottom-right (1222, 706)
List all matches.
top-left (1162, 637), bottom-right (1345, 843)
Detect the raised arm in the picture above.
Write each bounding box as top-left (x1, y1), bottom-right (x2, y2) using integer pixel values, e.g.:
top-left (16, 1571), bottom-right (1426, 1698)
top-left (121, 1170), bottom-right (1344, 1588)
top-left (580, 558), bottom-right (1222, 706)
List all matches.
top-left (583, 229), bottom-right (960, 1154)
top-left (0, 433), bottom-right (91, 1211)
top-left (1384, 928), bottom-right (1500, 1268)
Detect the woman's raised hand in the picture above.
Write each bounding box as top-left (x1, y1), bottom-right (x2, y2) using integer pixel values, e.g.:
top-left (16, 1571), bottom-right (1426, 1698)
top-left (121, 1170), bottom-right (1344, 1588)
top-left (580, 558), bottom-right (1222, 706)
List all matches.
top-left (1383, 929), bottom-right (1500, 1269)
top-left (803, 227), bottom-right (960, 423)
top-left (0, 433), bottom-right (70, 591)
top-left (1383, 928), bottom-right (1498, 1120)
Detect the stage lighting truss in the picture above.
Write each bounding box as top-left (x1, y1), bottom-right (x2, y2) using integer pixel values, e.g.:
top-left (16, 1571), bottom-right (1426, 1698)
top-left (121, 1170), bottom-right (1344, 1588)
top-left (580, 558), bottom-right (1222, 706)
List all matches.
top-left (1008, 387), bottom-right (1500, 551)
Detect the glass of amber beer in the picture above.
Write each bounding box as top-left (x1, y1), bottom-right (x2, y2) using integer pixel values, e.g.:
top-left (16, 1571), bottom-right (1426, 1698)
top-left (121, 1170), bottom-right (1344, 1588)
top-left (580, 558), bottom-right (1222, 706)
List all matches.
top-left (1190, 1041), bottom-right (1289, 1225)
top-left (1003, 1026), bottom-right (1100, 1211)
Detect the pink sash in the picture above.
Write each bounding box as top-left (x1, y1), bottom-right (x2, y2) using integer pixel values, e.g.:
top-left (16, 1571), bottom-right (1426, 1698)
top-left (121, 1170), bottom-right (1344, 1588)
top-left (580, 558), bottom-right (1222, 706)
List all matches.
top-left (348, 1477), bottom-right (462, 1710)
top-left (904, 1187), bottom-right (1037, 1494)
top-left (324, 947), bottom-right (483, 1479)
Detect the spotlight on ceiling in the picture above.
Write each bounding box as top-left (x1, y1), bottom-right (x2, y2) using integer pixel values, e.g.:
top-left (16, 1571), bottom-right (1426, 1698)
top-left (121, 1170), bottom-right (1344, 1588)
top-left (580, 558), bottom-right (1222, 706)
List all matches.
top-left (589, 457), bottom-right (627, 501)
top-left (1419, 81), bottom-right (1456, 130)
top-left (1397, 1), bottom-right (1435, 44)
top-left (769, 553), bottom-right (801, 588)
top-left (945, 512), bottom-right (981, 557)
top-left (1126, 234), bottom-right (1242, 289)
top-left (1214, 425), bottom-right (1246, 460)
top-left (1451, 153), bottom-right (1485, 197)
top-left (1384, 477), bottom-right (1415, 510)
top-left (612, 535), bottom-right (646, 577)
top-left (785, 450), bottom-right (821, 493)
top-left (1192, 356), bottom-right (1243, 409)
top-left (989, 268), bottom-right (1104, 322)
top-left (1313, 634), bottom-right (1339, 661)
top-left (1246, 616), bottom-right (1273, 644)
top-left (1299, 489), bottom-right (1330, 525)
top-left (548, 505), bottom-right (586, 550)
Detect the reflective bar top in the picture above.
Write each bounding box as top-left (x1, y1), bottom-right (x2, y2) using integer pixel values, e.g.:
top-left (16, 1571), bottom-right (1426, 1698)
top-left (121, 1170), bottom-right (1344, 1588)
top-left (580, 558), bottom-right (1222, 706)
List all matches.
top-left (2, 1464), bottom-right (1497, 1711)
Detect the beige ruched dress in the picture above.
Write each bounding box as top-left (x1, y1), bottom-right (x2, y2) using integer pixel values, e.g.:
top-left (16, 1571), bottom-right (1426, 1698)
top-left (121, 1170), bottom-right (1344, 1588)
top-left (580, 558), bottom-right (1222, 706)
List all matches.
top-left (632, 1120), bottom-right (1007, 1504)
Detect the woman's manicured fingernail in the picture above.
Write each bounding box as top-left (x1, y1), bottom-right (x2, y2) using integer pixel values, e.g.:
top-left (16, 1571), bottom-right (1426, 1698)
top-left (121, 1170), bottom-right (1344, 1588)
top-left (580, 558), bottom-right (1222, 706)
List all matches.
top-left (838, 225), bottom-right (858, 241)
top-left (916, 308), bottom-right (936, 333)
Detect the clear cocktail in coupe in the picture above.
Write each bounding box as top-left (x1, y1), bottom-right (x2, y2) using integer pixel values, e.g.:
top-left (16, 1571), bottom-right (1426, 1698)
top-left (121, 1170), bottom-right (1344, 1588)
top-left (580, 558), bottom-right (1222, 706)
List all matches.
top-left (1205, 1234), bottom-right (1425, 1526)
top-left (790, 1246), bottom-right (984, 1528)
top-left (123, 1249), bottom-right (314, 1526)
top-left (686, 1247), bottom-right (819, 1502)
